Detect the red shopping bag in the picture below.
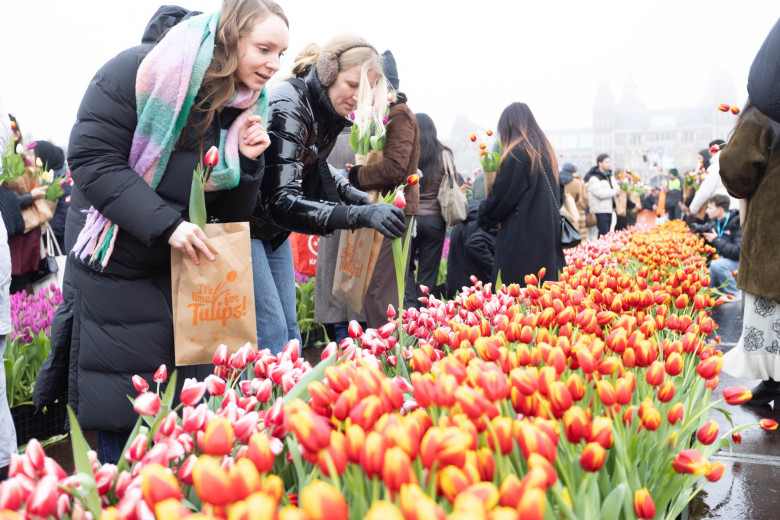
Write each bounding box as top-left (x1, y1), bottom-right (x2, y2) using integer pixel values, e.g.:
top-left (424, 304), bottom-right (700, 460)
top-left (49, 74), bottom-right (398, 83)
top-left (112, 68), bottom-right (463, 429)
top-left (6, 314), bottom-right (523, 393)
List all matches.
top-left (290, 232), bottom-right (319, 277)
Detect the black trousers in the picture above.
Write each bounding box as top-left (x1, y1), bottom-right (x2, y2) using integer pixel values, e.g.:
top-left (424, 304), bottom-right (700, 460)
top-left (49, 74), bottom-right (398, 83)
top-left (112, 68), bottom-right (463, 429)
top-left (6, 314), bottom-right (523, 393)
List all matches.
top-left (405, 215), bottom-right (447, 307)
top-left (596, 213), bottom-right (612, 237)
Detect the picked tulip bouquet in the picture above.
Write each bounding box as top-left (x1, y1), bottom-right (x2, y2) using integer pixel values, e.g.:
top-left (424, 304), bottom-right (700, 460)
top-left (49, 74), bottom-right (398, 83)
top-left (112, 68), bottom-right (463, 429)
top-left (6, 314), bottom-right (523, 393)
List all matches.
top-left (1, 221), bottom-right (776, 520)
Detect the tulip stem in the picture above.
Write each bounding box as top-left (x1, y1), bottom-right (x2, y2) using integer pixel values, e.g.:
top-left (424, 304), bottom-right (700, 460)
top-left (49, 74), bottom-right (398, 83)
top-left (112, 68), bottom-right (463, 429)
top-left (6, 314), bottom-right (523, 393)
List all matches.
top-left (371, 476), bottom-right (380, 504)
top-left (324, 453), bottom-right (342, 495)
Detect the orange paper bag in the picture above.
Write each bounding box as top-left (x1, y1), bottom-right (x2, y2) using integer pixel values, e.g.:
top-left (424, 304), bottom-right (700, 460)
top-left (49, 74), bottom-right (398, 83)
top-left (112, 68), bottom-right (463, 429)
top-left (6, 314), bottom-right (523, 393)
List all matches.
top-left (171, 222), bottom-right (257, 366)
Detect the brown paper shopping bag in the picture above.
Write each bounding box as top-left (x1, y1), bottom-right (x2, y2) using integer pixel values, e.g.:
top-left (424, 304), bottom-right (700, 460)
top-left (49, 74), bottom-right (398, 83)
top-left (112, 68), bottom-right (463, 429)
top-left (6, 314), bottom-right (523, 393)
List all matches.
top-left (22, 199), bottom-right (56, 234)
top-left (171, 222), bottom-right (257, 366)
top-left (331, 181), bottom-right (383, 314)
top-left (331, 227), bottom-right (383, 314)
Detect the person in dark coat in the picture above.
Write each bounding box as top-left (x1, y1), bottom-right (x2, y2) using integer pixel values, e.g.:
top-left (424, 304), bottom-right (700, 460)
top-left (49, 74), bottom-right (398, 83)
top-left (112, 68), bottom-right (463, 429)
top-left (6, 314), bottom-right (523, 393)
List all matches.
top-left (33, 1), bottom-right (290, 464)
top-left (251, 37), bottom-right (406, 349)
top-left (404, 113), bottom-right (447, 308)
top-left (478, 102), bottom-right (565, 285)
top-left (445, 200), bottom-right (496, 299)
top-left (30, 140), bottom-right (71, 252)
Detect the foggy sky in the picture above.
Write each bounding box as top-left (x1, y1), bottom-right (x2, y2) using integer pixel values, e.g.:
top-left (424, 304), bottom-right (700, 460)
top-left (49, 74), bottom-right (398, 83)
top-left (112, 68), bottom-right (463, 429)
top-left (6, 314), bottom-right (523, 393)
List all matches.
top-left (0, 0), bottom-right (776, 151)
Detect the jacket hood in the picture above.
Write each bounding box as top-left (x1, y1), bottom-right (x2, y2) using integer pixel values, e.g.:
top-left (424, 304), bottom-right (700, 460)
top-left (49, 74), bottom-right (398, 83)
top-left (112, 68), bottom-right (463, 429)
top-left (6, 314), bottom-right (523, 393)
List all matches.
top-left (584, 166), bottom-right (611, 183)
top-left (141, 5), bottom-right (201, 44)
top-left (559, 163), bottom-right (576, 185)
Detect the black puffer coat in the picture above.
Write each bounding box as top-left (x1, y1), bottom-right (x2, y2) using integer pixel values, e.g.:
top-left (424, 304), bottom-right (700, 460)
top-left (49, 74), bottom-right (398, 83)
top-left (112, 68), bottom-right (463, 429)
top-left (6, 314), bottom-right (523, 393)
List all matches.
top-left (251, 66), bottom-right (368, 248)
top-left (34, 6), bottom-right (265, 432)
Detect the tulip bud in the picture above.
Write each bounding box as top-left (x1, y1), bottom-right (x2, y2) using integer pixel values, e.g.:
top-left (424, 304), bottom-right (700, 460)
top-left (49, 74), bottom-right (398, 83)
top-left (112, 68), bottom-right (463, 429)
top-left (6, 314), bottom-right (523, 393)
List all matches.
top-left (469, 134), bottom-right (477, 142)
top-left (205, 374), bottom-right (227, 396)
top-left (672, 449), bottom-right (708, 475)
top-left (709, 144), bottom-right (720, 155)
top-left (204, 146), bottom-right (219, 167)
top-left (407, 174), bottom-right (419, 185)
top-left (394, 190), bottom-right (406, 209)
top-left (154, 364), bottom-right (168, 383)
top-left (696, 420), bottom-right (719, 445)
top-left (730, 105), bottom-right (740, 115)
top-left (579, 442), bottom-right (606, 472)
top-left (132, 375), bottom-right (149, 393)
top-left (140, 464), bottom-right (183, 508)
top-left (134, 392), bottom-right (162, 416)
top-left (212, 344), bottom-right (228, 366)
top-left (723, 386), bottom-right (752, 405)
top-left (26, 476), bottom-right (58, 517)
top-left (196, 416), bottom-right (235, 456)
top-left (192, 455), bottom-right (234, 506)
top-left (180, 378), bottom-right (207, 407)
top-left (717, 104), bottom-right (730, 112)
top-left (760, 418), bottom-right (778, 431)
top-left (301, 480), bottom-right (348, 520)
top-left (634, 488), bottom-right (656, 519)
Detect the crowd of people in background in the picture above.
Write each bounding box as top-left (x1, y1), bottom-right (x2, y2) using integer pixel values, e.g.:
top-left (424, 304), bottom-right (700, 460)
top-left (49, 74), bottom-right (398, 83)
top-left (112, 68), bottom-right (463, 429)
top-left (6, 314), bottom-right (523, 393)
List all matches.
top-left (0, 0), bottom-right (776, 472)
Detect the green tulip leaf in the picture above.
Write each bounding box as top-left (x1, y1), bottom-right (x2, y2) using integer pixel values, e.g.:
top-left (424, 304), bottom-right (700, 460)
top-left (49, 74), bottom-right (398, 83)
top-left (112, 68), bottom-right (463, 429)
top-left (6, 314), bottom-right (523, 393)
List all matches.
top-left (600, 483), bottom-right (626, 520)
top-left (189, 170), bottom-right (207, 231)
top-left (67, 406), bottom-right (102, 518)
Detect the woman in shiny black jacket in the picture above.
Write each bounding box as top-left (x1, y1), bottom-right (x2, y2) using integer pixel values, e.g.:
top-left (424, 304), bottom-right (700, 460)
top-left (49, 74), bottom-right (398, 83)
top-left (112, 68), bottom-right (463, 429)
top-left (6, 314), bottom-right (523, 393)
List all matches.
top-left (250, 35), bottom-right (406, 353)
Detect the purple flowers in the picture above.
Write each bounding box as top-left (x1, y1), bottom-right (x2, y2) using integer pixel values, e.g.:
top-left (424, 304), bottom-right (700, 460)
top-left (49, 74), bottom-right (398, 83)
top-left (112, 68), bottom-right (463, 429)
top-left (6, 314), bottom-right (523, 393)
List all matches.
top-left (10, 285), bottom-right (63, 343)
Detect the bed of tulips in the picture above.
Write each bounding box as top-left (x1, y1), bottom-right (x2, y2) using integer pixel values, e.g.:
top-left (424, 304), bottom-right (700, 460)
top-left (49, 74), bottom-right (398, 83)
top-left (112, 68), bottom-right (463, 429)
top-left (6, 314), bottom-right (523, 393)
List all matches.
top-left (1, 220), bottom-right (777, 520)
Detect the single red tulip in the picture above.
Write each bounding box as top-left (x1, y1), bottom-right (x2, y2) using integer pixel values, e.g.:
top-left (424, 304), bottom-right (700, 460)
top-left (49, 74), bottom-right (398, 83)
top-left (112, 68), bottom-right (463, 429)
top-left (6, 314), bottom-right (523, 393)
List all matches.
top-left (153, 364), bottom-right (167, 383)
top-left (760, 418), bottom-right (778, 431)
top-left (634, 488), bottom-right (656, 519)
top-left (696, 420), bottom-right (719, 445)
top-left (723, 386), bottom-right (752, 405)
top-left (204, 146), bottom-right (219, 167)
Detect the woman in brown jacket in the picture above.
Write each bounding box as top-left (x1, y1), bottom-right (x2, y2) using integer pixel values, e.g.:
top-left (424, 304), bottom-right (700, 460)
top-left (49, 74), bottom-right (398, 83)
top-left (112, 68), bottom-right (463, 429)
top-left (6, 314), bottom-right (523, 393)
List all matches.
top-left (560, 163), bottom-right (589, 240)
top-left (347, 50), bottom-right (420, 328)
top-left (720, 103), bottom-right (780, 405)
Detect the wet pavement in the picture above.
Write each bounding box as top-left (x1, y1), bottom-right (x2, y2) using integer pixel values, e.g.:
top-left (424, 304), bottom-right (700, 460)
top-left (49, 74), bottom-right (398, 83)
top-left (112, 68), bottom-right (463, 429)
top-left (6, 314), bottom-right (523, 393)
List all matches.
top-left (690, 300), bottom-right (780, 520)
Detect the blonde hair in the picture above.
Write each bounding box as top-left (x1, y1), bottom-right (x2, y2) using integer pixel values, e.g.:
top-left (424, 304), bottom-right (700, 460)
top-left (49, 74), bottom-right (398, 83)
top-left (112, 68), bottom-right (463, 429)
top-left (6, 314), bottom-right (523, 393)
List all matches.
top-left (291, 34), bottom-right (388, 136)
top-left (191, 0), bottom-right (288, 140)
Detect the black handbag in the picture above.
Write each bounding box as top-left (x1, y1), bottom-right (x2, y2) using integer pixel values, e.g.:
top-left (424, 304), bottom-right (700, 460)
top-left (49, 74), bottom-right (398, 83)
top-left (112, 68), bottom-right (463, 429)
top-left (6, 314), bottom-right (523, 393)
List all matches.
top-left (541, 166), bottom-right (582, 249)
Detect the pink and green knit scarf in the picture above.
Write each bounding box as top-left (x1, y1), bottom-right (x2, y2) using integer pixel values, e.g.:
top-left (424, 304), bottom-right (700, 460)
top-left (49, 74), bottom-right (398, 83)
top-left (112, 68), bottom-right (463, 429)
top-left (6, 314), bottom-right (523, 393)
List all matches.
top-left (73, 11), bottom-right (268, 268)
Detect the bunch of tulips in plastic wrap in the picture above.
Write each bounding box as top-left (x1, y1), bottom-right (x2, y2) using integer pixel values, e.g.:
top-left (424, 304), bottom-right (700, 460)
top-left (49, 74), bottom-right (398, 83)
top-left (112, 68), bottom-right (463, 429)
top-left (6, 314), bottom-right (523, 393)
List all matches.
top-left (0, 220), bottom-right (777, 520)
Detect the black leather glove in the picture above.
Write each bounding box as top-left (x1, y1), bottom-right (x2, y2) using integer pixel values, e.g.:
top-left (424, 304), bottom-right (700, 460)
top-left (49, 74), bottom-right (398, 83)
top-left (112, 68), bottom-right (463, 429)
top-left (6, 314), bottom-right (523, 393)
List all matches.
top-left (346, 203), bottom-right (407, 238)
top-left (340, 184), bottom-right (372, 206)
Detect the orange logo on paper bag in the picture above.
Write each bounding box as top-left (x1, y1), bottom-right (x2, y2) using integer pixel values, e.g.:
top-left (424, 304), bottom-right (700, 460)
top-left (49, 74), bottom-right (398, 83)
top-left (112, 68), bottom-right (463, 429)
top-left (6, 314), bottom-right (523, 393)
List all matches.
top-left (338, 240), bottom-right (363, 279)
top-left (188, 270), bottom-right (247, 326)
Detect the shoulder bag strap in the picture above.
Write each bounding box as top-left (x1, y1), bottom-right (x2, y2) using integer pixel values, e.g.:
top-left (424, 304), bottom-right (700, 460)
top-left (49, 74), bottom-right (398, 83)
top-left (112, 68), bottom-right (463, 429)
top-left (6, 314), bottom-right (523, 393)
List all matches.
top-left (539, 164), bottom-right (560, 211)
top-left (44, 223), bottom-right (62, 257)
top-left (441, 150), bottom-right (455, 189)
